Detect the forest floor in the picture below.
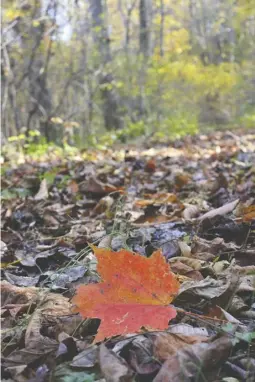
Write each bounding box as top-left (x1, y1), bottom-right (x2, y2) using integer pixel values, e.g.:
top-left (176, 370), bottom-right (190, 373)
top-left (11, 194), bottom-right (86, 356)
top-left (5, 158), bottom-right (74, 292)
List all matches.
top-left (1, 129), bottom-right (255, 382)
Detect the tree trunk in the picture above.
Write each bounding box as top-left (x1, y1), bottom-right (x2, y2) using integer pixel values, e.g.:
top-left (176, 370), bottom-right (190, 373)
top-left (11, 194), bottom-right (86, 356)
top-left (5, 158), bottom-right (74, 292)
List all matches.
top-left (89, 0), bottom-right (123, 130)
top-left (139, 0), bottom-right (152, 57)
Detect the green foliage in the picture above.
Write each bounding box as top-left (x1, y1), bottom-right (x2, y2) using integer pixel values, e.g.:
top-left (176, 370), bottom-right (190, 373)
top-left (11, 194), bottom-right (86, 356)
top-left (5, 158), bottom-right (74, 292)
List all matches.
top-left (41, 170), bottom-right (58, 186)
top-left (239, 111), bottom-right (255, 128)
top-left (116, 120), bottom-right (147, 142)
top-left (53, 364), bottom-right (96, 382)
top-left (153, 112), bottom-right (198, 140)
top-left (222, 323), bottom-right (255, 345)
top-left (1, 188), bottom-right (32, 200)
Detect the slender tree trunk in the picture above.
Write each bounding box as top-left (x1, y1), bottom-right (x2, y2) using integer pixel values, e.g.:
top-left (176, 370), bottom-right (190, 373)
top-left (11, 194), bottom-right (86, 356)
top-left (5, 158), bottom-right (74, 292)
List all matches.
top-left (159, 0), bottom-right (165, 57)
top-left (139, 0), bottom-right (152, 57)
top-left (89, 0), bottom-right (123, 130)
top-left (138, 0), bottom-right (152, 118)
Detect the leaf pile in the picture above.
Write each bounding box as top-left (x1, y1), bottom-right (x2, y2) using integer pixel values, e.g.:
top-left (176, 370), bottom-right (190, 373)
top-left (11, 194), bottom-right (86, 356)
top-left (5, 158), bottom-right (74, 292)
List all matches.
top-left (1, 129), bottom-right (255, 381)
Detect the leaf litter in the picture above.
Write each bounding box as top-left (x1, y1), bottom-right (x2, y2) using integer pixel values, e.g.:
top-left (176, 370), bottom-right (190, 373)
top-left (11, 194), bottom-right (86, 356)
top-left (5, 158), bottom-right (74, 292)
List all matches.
top-left (1, 130), bottom-right (255, 381)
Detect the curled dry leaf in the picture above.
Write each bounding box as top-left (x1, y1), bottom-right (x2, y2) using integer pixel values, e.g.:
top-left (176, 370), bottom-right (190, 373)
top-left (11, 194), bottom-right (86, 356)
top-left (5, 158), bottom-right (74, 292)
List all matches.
top-left (1, 280), bottom-right (38, 306)
top-left (98, 235), bottom-right (113, 249)
top-left (198, 199), bottom-right (239, 221)
top-left (182, 204), bottom-right (200, 220)
top-left (72, 246), bottom-right (180, 342)
top-left (4, 272), bottom-right (40, 287)
top-left (235, 203), bottom-right (255, 222)
top-left (2, 281), bottom-right (74, 372)
top-left (80, 176), bottom-right (124, 195)
top-left (145, 159), bottom-right (156, 173)
top-left (71, 345), bottom-right (98, 368)
top-left (153, 336), bottom-right (233, 382)
top-left (0, 240), bottom-right (8, 258)
top-left (153, 332), bottom-right (209, 362)
top-left (169, 256), bottom-right (206, 271)
top-left (176, 272), bottom-right (240, 309)
top-left (168, 324), bottom-right (209, 337)
top-left (135, 193), bottom-right (178, 208)
top-left (34, 179), bottom-right (48, 200)
top-left (208, 306), bottom-right (241, 324)
top-left (93, 195), bottom-right (114, 215)
top-left (99, 343), bottom-right (133, 382)
top-left (178, 241), bottom-right (192, 257)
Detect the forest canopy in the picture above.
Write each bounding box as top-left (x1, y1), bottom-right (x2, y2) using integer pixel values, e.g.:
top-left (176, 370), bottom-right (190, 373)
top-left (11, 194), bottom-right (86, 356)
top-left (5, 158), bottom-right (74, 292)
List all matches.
top-left (1, 0), bottom-right (255, 147)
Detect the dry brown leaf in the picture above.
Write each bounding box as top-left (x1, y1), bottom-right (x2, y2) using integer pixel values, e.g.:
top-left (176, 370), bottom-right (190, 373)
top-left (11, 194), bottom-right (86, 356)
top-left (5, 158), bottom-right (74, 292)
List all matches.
top-left (68, 179), bottom-right (79, 194)
top-left (153, 332), bottom-right (209, 362)
top-left (34, 179), bottom-right (48, 200)
top-left (176, 272), bottom-right (240, 309)
top-left (182, 204), bottom-right (200, 220)
top-left (207, 305), bottom-right (241, 324)
top-left (1, 280), bottom-right (38, 306)
top-left (99, 343), bottom-right (133, 382)
top-left (93, 195), bottom-right (114, 215)
top-left (198, 199), bottom-right (239, 221)
top-left (135, 193), bottom-right (178, 208)
top-left (235, 203), bottom-right (255, 222)
top-left (169, 256), bottom-right (206, 271)
top-left (153, 336), bottom-right (232, 382)
top-left (178, 241), bottom-right (192, 257)
top-left (168, 324), bottom-right (209, 337)
top-left (174, 172), bottom-right (190, 190)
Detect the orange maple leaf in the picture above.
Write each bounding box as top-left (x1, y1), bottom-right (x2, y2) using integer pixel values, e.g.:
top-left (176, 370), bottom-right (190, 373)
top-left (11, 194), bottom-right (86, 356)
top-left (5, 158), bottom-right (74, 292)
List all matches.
top-left (72, 247), bottom-right (180, 342)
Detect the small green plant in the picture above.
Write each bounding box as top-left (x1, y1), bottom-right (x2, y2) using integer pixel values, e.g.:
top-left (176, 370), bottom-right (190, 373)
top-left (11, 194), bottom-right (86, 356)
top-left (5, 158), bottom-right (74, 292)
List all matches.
top-left (116, 120), bottom-right (146, 142)
top-left (239, 111), bottom-right (255, 128)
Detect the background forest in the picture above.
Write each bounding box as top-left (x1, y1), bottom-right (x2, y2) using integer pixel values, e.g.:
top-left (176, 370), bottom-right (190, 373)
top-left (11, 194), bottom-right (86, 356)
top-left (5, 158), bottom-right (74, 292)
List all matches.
top-left (1, 0), bottom-right (255, 148)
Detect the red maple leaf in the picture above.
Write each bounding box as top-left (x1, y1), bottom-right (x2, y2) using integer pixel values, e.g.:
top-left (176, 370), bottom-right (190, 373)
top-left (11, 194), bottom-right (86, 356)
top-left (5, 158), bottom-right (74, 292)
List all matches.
top-left (72, 247), bottom-right (179, 342)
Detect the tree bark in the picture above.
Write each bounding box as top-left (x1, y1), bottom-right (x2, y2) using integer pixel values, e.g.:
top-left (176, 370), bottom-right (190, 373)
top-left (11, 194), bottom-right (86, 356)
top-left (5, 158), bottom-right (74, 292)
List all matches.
top-left (139, 0), bottom-right (152, 57)
top-left (89, 0), bottom-right (123, 130)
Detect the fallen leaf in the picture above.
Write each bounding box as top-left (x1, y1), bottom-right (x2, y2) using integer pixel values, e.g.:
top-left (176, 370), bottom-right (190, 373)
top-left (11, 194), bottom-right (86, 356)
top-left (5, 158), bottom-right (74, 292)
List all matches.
top-left (0, 240), bottom-right (8, 258)
top-left (34, 179), bottom-right (48, 200)
top-left (174, 172), bottom-right (190, 190)
top-left (168, 323), bottom-right (209, 337)
top-left (208, 306), bottom-right (241, 324)
top-left (198, 199), bottom-right (239, 221)
top-left (67, 180), bottom-right (79, 194)
top-left (176, 272), bottom-right (240, 309)
top-left (43, 265), bottom-right (87, 289)
top-left (182, 204), bottom-right (199, 220)
top-left (80, 176), bottom-right (124, 195)
top-left (153, 332), bottom-right (208, 362)
top-left (99, 343), bottom-right (133, 382)
top-left (1, 280), bottom-right (38, 306)
top-left (135, 193), bottom-right (178, 208)
top-left (178, 241), bottom-right (192, 257)
top-left (72, 247), bottom-right (179, 342)
top-left (98, 234), bottom-right (112, 248)
top-left (127, 335), bottom-right (160, 376)
top-left (235, 203), bottom-right (255, 222)
top-left (169, 256), bottom-right (206, 271)
top-left (4, 272), bottom-right (40, 287)
top-left (71, 346), bottom-right (98, 368)
top-left (153, 336), bottom-right (232, 382)
top-left (145, 159), bottom-right (156, 172)
top-left (93, 195), bottom-right (114, 215)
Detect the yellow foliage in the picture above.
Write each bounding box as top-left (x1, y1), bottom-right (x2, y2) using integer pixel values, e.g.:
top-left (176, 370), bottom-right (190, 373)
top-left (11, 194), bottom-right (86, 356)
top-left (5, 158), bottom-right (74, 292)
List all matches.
top-left (164, 28), bottom-right (190, 55)
top-left (3, 8), bottom-right (23, 21)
